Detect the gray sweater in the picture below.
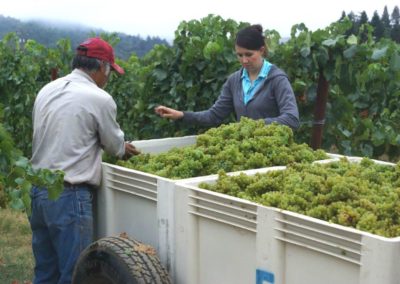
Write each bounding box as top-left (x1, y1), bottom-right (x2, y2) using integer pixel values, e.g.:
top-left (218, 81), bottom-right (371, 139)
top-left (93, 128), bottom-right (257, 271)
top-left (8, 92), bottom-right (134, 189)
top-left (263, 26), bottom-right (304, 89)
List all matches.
top-left (183, 65), bottom-right (300, 129)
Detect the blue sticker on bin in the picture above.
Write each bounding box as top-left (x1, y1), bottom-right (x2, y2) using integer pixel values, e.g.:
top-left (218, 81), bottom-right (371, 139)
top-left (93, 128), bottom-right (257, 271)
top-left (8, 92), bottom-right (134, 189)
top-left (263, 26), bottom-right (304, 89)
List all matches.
top-left (256, 269), bottom-right (274, 284)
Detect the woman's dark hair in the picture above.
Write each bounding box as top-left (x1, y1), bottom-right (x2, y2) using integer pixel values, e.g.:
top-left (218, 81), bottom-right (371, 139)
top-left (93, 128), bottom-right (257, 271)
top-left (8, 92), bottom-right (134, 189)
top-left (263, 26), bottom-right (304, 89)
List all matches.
top-left (72, 46), bottom-right (102, 73)
top-left (235, 24), bottom-right (266, 52)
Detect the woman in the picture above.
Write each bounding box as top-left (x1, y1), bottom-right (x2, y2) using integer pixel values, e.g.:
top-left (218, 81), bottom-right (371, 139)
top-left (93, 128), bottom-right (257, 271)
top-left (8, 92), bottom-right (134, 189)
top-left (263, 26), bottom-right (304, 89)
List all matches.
top-left (155, 24), bottom-right (300, 130)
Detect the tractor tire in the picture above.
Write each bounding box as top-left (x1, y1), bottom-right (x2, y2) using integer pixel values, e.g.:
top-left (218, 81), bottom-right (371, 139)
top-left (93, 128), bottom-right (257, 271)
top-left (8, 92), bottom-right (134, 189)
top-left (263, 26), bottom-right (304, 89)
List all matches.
top-left (72, 235), bottom-right (171, 284)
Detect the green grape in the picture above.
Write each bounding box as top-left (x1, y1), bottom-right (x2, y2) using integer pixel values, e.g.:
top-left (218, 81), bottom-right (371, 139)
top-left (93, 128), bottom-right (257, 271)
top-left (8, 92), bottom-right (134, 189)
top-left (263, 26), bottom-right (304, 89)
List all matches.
top-left (201, 157), bottom-right (400, 237)
top-left (116, 117), bottom-right (327, 179)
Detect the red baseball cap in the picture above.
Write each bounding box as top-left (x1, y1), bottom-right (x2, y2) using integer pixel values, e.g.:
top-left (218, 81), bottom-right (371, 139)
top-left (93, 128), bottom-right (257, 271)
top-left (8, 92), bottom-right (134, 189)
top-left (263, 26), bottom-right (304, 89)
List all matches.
top-left (76, 37), bottom-right (124, 74)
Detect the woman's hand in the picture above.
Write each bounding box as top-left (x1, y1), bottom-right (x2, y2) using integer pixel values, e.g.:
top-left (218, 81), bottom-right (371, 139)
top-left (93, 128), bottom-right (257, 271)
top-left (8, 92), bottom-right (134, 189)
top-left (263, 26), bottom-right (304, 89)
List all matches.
top-left (155, 105), bottom-right (184, 120)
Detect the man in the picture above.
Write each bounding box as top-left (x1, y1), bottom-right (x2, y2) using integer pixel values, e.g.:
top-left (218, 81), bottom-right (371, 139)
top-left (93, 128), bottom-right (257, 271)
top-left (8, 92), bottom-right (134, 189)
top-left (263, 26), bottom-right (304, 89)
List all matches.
top-left (29, 37), bottom-right (139, 284)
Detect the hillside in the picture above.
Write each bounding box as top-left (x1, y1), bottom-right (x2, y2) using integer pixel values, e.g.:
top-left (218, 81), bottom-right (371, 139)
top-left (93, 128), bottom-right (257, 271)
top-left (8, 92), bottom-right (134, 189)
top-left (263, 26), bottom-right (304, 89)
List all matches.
top-left (0, 15), bottom-right (169, 59)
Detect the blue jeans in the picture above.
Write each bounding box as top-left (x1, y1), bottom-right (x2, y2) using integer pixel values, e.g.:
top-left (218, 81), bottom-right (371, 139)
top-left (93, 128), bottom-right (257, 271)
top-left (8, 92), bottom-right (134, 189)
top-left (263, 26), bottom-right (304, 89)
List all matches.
top-left (29, 185), bottom-right (94, 284)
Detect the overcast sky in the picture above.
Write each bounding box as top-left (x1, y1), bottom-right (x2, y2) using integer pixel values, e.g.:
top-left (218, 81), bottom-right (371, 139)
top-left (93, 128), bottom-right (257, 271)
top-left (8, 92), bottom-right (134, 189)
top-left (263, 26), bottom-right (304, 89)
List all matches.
top-left (2, 0), bottom-right (399, 40)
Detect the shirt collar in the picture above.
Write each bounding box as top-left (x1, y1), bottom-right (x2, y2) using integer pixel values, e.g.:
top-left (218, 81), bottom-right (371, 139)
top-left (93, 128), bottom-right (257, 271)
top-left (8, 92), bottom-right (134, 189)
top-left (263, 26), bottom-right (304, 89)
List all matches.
top-left (241, 60), bottom-right (270, 80)
top-left (71, 68), bottom-right (97, 84)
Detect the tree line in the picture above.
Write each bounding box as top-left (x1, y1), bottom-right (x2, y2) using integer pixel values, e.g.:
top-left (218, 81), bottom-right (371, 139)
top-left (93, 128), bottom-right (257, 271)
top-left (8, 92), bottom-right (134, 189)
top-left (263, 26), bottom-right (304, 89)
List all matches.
top-left (0, 14), bottom-right (169, 59)
top-left (341, 5), bottom-right (400, 42)
top-left (1, 6), bottom-right (399, 60)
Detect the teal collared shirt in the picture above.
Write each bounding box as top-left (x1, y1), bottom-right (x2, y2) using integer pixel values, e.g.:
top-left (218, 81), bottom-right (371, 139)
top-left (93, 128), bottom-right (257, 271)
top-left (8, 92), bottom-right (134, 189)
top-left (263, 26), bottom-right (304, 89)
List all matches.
top-left (241, 60), bottom-right (272, 105)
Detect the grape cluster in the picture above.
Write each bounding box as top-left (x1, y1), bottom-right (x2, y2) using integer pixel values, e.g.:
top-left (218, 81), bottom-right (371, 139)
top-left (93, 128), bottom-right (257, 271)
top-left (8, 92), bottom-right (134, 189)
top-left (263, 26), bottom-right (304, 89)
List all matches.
top-left (117, 118), bottom-right (327, 179)
top-left (200, 158), bottom-right (400, 237)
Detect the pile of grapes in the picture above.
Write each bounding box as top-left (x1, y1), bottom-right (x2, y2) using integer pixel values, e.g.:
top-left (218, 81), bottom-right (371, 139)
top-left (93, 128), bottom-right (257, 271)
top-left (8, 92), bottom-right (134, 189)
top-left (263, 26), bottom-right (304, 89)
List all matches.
top-left (117, 118), bottom-right (327, 179)
top-left (200, 158), bottom-right (400, 237)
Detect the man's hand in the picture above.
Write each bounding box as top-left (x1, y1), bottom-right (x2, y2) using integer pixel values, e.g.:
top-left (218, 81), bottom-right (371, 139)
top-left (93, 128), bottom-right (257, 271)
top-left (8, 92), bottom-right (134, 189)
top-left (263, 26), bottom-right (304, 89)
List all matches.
top-left (123, 142), bottom-right (140, 160)
top-left (155, 105), bottom-right (184, 120)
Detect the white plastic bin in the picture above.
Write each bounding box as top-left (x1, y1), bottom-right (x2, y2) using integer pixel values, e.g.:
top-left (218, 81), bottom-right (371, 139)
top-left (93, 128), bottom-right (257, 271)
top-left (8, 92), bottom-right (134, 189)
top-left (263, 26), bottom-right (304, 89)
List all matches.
top-left (175, 158), bottom-right (400, 284)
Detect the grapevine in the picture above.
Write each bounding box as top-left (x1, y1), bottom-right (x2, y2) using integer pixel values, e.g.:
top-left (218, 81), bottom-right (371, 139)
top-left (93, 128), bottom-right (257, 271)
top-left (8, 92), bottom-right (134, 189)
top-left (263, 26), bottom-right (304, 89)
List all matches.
top-left (0, 122), bottom-right (64, 213)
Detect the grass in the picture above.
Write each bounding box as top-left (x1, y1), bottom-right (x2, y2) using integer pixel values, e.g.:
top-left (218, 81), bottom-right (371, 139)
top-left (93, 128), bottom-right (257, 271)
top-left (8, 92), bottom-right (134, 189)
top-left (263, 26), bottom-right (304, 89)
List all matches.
top-left (0, 208), bottom-right (34, 284)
